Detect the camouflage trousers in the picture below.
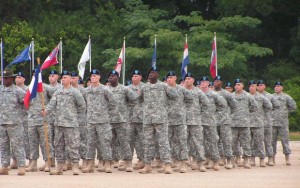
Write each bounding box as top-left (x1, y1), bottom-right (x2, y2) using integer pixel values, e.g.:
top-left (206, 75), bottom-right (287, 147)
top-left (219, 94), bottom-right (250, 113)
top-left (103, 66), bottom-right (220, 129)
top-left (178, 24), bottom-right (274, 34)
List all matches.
top-left (231, 127), bottom-right (251, 157)
top-left (12, 121), bottom-right (30, 160)
top-left (250, 127), bottom-right (265, 159)
top-left (264, 126), bottom-right (273, 157)
top-left (203, 125), bottom-right (220, 162)
top-left (128, 123), bottom-right (144, 160)
top-left (111, 122), bottom-right (132, 161)
top-left (86, 123), bottom-right (112, 161)
top-left (54, 126), bottom-right (80, 163)
top-left (187, 125), bottom-right (205, 161)
top-left (48, 123), bottom-right (55, 158)
top-left (272, 126), bottom-right (291, 155)
top-left (217, 125), bottom-right (233, 159)
top-left (143, 123), bottom-right (171, 164)
top-left (0, 124), bottom-right (25, 167)
top-left (168, 124), bottom-right (188, 161)
top-left (28, 125), bottom-right (54, 161)
top-left (79, 125), bottom-right (87, 159)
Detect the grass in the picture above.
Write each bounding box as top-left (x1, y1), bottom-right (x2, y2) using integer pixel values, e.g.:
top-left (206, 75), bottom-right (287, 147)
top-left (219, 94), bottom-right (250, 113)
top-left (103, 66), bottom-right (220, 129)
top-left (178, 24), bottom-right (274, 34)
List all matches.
top-left (289, 132), bottom-right (300, 141)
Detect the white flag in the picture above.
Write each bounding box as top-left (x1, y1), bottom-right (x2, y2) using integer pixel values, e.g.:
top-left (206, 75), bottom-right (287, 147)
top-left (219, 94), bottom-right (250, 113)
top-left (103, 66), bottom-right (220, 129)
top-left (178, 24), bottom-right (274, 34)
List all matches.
top-left (78, 39), bottom-right (91, 79)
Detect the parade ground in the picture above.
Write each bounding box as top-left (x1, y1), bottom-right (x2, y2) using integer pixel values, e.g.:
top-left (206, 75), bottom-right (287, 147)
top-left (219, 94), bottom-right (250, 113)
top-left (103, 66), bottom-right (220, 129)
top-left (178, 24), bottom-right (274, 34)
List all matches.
top-left (1, 141), bottom-right (300, 188)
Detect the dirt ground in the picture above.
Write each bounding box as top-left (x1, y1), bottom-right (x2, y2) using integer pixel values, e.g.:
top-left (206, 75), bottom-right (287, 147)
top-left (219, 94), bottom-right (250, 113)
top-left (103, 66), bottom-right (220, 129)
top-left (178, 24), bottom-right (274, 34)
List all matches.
top-left (1, 141), bottom-right (300, 188)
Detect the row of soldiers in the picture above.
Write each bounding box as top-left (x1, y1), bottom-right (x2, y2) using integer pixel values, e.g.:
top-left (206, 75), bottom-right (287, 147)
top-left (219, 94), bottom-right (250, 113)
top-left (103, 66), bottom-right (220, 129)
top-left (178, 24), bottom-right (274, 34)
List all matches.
top-left (0, 66), bottom-right (297, 175)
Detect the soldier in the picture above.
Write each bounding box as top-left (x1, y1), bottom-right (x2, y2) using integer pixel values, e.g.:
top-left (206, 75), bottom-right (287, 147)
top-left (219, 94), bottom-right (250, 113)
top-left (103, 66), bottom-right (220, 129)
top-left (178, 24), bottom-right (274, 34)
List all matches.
top-left (138, 67), bottom-right (178, 174)
top-left (127, 70), bottom-right (145, 170)
top-left (42, 70), bottom-right (86, 175)
top-left (25, 69), bottom-right (55, 172)
top-left (82, 69), bottom-right (117, 173)
top-left (224, 83), bottom-right (233, 93)
top-left (14, 72), bottom-right (30, 167)
top-left (232, 79), bottom-right (258, 169)
top-left (248, 80), bottom-right (272, 167)
top-left (272, 81), bottom-right (297, 165)
top-left (199, 76), bottom-right (227, 171)
top-left (47, 70), bottom-right (61, 169)
top-left (209, 82), bottom-right (214, 90)
top-left (213, 76), bottom-right (238, 169)
top-left (0, 68), bottom-right (26, 175)
top-left (165, 71), bottom-right (192, 173)
top-left (257, 80), bottom-right (280, 166)
top-left (107, 70), bottom-right (138, 172)
top-left (78, 78), bottom-right (84, 87)
top-left (184, 72), bottom-right (210, 172)
top-left (70, 71), bottom-right (87, 170)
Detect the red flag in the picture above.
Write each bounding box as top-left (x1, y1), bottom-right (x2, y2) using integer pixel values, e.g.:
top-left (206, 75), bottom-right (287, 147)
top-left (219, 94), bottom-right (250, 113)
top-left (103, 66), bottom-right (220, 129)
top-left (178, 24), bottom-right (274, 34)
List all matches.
top-left (210, 34), bottom-right (217, 78)
top-left (114, 41), bottom-right (125, 75)
top-left (41, 44), bottom-right (59, 70)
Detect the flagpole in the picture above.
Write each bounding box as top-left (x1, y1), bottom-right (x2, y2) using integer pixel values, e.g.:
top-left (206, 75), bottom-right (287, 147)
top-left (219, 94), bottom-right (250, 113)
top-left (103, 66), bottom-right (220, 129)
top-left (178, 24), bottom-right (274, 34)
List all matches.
top-left (37, 57), bottom-right (52, 173)
top-left (89, 35), bottom-right (91, 72)
top-left (59, 38), bottom-right (62, 73)
top-left (122, 37), bottom-right (126, 85)
top-left (31, 38), bottom-right (35, 78)
top-left (1, 38), bottom-right (3, 86)
top-left (214, 32), bottom-right (218, 76)
top-left (185, 34), bottom-right (188, 73)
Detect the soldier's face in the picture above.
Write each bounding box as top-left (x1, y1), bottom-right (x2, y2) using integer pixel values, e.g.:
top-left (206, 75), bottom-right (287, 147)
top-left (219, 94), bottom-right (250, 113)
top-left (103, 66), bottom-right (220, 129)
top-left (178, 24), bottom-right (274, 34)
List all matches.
top-left (213, 80), bottom-right (222, 90)
top-left (167, 76), bottom-right (176, 85)
top-left (3, 77), bottom-right (14, 87)
top-left (108, 74), bottom-right (119, 84)
top-left (61, 75), bottom-right (71, 86)
top-left (184, 77), bottom-right (194, 87)
top-left (90, 74), bottom-right (100, 83)
top-left (249, 84), bottom-right (257, 93)
top-left (200, 80), bottom-right (209, 88)
top-left (71, 76), bottom-right (79, 85)
top-left (234, 83), bottom-right (244, 92)
top-left (15, 76), bottom-right (25, 85)
top-left (274, 85), bottom-right (283, 93)
top-left (225, 87), bottom-right (233, 93)
top-left (132, 75), bottom-right (142, 84)
top-left (49, 74), bottom-right (59, 84)
top-left (257, 84), bottom-right (265, 92)
top-left (148, 71), bottom-right (158, 80)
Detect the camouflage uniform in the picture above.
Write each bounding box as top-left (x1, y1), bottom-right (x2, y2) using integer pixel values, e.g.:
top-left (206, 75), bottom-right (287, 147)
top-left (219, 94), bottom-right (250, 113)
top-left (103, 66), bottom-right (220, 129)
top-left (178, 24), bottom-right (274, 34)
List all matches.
top-left (214, 89), bottom-right (238, 160)
top-left (45, 86), bottom-right (86, 163)
top-left (108, 84), bottom-right (138, 161)
top-left (249, 92), bottom-right (272, 159)
top-left (167, 85), bottom-right (193, 161)
top-left (83, 85), bottom-right (117, 161)
top-left (185, 86), bottom-right (210, 162)
top-left (0, 85), bottom-right (26, 167)
top-left (27, 84), bottom-right (55, 161)
top-left (232, 90), bottom-right (258, 158)
top-left (272, 92), bottom-right (297, 155)
top-left (202, 90), bottom-right (227, 162)
top-left (139, 81), bottom-right (178, 164)
top-left (260, 91), bottom-right (280, 157)
top-left (128, 82), bottom-right (145, 161)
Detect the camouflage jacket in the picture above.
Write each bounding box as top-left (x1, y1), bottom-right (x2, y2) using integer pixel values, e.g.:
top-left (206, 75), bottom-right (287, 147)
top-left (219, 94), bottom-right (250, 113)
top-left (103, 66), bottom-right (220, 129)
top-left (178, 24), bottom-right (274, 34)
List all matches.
top-left (73, 85), bottom-right (86, 126)
top-left (108, 84), bottom-right (138, 123)
top-left (260, 91), bottom-right (280, 127)
top-left (250, 92), bottom-right (272, 127)
top-left (272, 92), bottom-right (297, 126)
top-left (185, 86), bottom-right (210, 126)
top-left (17, 85), bottom-right (28, 122)
top-left (46, 83), bottom-right (61, 124)
top-left (166, 84), bottom-right (193, 126)
top-left (214, 88), bottom-right (239, 126)
top-left (140, 81), bottom-right (178, 125)
top-left (45, 86), bottom-right (86, 127)
top-left (202, 90), bottom-right (227, 126)
top-left (128, 82), bottom-right (145, 124)
top-left (232, 90), bottom-right (258, 127)
top-left (83, 84), bottom-right (118, 124)
top-left (0, 85), bottom-right (26, 125)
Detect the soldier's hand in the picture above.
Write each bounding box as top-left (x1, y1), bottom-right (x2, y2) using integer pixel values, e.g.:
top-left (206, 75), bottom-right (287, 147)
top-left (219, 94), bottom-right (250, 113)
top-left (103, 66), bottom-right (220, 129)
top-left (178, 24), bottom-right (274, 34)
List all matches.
top-left (41, 110), bottom-right (47, 117)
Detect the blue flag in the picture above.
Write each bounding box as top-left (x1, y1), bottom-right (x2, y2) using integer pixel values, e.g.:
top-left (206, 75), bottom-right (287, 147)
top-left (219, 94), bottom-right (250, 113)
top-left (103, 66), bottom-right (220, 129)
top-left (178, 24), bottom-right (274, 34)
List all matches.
top-left (181, 42), bottom-right (189, 80)
top-left (7, 44), bottom-right (31, 67)
top-left (151, 38), bottom-right (156, 67)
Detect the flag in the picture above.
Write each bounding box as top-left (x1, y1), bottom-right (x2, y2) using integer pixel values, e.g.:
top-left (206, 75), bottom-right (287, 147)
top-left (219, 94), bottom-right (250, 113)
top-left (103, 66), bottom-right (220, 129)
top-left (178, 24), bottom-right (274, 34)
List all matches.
top-left (41, 44), bottom-right (59, 70)
top-left (151, 36), bottom-right (156, 67)
top-left (210, 34), bottom-right (217, 78)
top-left (24, 64), bottom-right (43, 109)
top-left (181, 39), bottom-right (189, 80)
top-left (114, 40), bottom-right (125, 75)
top-left (7, 44), bottom-right (31, 67)
top-left (78, 39), bottom-right (91, 79)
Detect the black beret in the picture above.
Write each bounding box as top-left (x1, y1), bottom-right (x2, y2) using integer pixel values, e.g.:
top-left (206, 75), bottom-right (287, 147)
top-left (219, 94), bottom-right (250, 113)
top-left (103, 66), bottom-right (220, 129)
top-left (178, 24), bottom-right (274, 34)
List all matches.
top-left (16, 72), bottom-right (25, 78)
top-left (131, 69), bottom-right (142, 76)
top-left (61, 70), bottom-right (71, 77)
top-left (70, 71), bottom-right (78, 77)
top-left (257, 80), bottom-right (265, 85)
top-left (108, 70), bottom-right (119, 77)
top-left (234, 79), bottom-right (243, 85)
top-left (166, 71), bottom-right (176, 77)
top-left (184, 72), bottom-right (194, 79)
top-left (49, 70), bottom-right (59, 75)
top-left (274, 81), bottom-right (283, 87)
top-left (90, 69), bottom-right (100, 76)
top-left (214, 75), bottom-right (222, 81)
top-left (224, 82), bottom-right (232, 88)
top-left (200, 76), bottom-right (210, 82)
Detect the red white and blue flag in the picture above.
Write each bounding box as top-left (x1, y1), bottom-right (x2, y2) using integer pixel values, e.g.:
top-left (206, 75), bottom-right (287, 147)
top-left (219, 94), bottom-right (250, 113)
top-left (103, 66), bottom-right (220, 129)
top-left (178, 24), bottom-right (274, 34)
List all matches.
top-left (24, 64), bottom-right (43, 109)
top-left (210, 34), bottom-right (217, 78)
top-left (41, 44), bottom-right (59, 70)
top-left (181, 37), bottom-right (189, 80)
top-left (114, 40), bottom-right (125, 75)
